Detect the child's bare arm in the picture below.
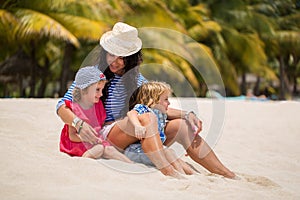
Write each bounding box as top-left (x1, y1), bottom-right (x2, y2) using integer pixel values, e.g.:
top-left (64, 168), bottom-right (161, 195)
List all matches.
top-left (68, 126), bottom-right (81, 142)
top-left (127, 110), bottom-right (146, 140)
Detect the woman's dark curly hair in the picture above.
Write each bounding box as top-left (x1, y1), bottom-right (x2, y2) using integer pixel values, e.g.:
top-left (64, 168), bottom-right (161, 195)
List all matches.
top-left (98, 46), bottom-right (143, 117)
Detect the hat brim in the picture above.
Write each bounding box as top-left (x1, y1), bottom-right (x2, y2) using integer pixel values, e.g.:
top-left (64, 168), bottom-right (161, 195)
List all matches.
top-left (100, 31), bottom-right (142, 57)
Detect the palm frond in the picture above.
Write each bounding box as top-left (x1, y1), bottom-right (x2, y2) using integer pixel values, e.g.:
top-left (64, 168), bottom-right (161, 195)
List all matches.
top-left (250, 12), bottom-right (276, 35)
top-left (222, 27), bottom-right (267, 73)
top-left (14, 8), bottom-right (80, 47)
top-left (124, 0), bottom-right (185, 31)
top-left (16, 0), bottom-right (77, 12)
top-left (0, 9), bottom-right (20, 58)
top-left (274, 31), bottom-right (300, 54)
top-left (0, 9), bottom-right (18, 41)
top-left (49, 13), bottom-right (108, 41)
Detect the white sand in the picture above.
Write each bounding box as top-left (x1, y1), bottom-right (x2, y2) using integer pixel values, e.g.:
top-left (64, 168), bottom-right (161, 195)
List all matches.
top-left (0, 98), bottom-right (299, 200)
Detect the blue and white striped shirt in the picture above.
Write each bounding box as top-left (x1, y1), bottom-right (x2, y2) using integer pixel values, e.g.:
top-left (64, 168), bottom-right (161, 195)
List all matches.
top-left (56, 73), bottom-right (147, 123)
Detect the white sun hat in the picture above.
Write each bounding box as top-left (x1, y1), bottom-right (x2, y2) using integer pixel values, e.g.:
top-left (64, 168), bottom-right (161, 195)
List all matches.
top-left (99, 22), bottom-right (142, 57)
top-left (75, 66), bottom-right (106, 89)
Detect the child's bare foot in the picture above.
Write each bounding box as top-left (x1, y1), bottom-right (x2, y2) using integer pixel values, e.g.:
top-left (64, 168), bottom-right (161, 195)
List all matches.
top-left (160, 165), bottom-right (185, 179)
top-left (178, 160), bottom-right (195, 175)
top-left (82, 144), bottom-right (104, 159)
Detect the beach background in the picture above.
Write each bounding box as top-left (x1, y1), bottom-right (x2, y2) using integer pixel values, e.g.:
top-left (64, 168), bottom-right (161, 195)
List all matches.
top-left (0, 98), bottom-right (299, 200)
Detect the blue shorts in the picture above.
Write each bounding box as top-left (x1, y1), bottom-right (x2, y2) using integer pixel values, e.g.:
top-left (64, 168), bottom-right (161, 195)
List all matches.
top-left (124, 143), bottom-right (154, 166)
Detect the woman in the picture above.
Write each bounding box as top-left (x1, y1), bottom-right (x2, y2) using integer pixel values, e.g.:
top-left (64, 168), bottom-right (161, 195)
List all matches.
top-left (56, 22), bottom-right (235, 178)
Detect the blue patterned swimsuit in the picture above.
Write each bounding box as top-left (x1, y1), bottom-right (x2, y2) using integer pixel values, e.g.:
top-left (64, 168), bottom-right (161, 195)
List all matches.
top-left (132, 104), bottom-right (167, 143)
top-left (124, 104), bottom-right (167, 166)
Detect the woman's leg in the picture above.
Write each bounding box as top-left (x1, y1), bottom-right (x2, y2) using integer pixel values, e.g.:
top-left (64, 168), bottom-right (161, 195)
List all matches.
top-left (164, 119), bottom-right (236, 178)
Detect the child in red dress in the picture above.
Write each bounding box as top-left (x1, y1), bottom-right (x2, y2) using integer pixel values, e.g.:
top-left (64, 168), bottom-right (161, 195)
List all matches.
top-left (59, 66), bottom-right (132, 162)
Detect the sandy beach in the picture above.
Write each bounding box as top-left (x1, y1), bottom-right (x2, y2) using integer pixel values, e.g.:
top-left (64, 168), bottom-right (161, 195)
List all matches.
top-left (0, 98), bottom-right (299, 200)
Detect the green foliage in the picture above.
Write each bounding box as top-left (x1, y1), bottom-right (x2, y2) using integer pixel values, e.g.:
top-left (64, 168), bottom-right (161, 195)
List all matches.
top-left (0, 0), bottom-right (299, 98)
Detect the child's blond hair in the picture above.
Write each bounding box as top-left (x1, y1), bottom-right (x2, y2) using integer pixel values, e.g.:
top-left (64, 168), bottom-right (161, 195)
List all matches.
top-left (129, 81), bottom-right (172, 109)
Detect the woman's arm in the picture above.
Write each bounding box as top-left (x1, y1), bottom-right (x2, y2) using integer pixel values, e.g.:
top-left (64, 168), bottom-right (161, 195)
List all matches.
top-left (167, 107), bottom-right (202, 134)
top-left (166, 107), bottom-right (186, 120)
top-left (57, 105), bottom-right (76, 126)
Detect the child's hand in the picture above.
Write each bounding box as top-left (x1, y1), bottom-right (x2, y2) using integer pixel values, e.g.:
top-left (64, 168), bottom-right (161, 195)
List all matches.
top-left (134, 125), bottom-right (146, 140)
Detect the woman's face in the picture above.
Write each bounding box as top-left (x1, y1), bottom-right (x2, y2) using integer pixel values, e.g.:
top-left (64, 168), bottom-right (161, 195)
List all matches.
top-left (106, 52), bottom-right (125, 75)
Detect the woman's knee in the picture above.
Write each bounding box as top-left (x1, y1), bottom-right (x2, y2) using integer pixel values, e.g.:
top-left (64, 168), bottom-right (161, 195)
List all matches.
top-left (165, 119), bottom-right (191, 143)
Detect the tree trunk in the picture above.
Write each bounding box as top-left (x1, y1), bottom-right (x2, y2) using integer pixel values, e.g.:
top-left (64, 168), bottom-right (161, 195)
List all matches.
top-left (254, 76), bottom-right (261, 96)
top-left (37, 57), bottom-right (50, 97)
top-left (29, 41), bottom-right (37, 97)
top-left (240, 73), bottom-right (247, 95)
top-left (292, 55), bottom-right (299, 96)
top-left (59, 42), bottom-right (75, 96)
top-left (18, 74), bottom-right (23, 97)
top-left (292, 76), bottom-right (298, 96)
top-left (279, 55), bottom-right (285, 100)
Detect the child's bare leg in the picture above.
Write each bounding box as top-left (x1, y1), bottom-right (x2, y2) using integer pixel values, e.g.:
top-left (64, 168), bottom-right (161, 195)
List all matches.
top-left (82, 144), bottom-right (104, 159)
top-left (164, 148), bottom-right (195, 175)
top-left (138, 113), bottom-right (182, 178)
top-left (143, 144), bottom-right (183, 178)
top-left (164, 148), bottom-right (185, 174)
top-left (102, 146), bottom-right (133, 163)
top-left (177, 158), bottom-right (195, 175)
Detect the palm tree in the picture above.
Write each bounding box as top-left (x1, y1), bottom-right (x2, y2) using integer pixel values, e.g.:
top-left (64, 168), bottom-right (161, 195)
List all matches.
top-left (250, 0), bottom-right (300, 99)
top-left (200, 0), bottom-right (278, 96)
top-left (0, 0), bottom-right (110, 97)
top-left (122, 0), bottom-right (224, 96)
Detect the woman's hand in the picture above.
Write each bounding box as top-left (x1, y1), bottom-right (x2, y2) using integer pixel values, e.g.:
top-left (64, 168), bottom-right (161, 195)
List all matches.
top-left (185, 111), bottom-right (202, 135)
top-left (76, 121), bottom-right (99, 145)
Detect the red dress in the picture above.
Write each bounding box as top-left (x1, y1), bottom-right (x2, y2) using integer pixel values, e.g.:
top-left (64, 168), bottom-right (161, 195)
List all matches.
top-left (59, 100), bottom-right (107, 157)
